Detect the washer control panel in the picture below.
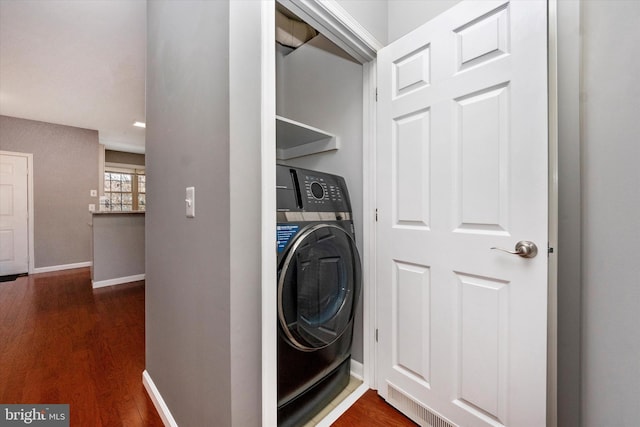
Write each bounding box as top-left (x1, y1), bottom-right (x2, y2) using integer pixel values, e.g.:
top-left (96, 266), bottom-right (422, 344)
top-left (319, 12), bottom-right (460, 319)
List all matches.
top-left (276, 165), bottom-right (351, 213)
top-left (303, 173), bottom-right (344, 206)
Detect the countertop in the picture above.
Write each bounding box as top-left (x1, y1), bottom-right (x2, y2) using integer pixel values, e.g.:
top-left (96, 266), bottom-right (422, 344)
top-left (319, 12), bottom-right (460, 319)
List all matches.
top-left (92, 211), bottom-right (145, 215)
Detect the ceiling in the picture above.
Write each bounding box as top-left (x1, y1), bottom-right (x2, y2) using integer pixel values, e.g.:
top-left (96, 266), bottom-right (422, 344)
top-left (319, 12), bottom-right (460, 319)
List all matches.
top-left (0, 0), bottom-right (147, 153)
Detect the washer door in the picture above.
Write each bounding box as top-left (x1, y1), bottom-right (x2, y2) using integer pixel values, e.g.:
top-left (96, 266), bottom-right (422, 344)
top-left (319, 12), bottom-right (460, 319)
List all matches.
top-left (278, 223), bottom-right (361, 352)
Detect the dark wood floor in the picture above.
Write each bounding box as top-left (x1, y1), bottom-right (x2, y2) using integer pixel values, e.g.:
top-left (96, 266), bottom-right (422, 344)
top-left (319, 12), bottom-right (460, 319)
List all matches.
top-left (332, 390), bottom-right (417, 427)
top-left (0, 268), bottom-right (415, 426)
top-left (0, 268), bottom-right (163, 426)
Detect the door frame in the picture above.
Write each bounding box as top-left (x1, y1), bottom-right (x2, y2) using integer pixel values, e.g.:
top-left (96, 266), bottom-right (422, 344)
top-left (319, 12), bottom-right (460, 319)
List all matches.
top-left (547, 1), bottom-right (559, 425)
top-left (0, 150), bottom-right (35, 274)
top-left (260, 1), bottom-right (558, 426)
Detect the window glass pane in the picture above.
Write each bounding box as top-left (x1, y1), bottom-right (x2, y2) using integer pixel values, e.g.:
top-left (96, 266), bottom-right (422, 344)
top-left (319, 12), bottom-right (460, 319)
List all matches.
top-left (121, 174), bottom-right (132, 192)
top-left (101, 196), bottom-right (111, 210)
top-left (104, 169), bottom-right (147, 211)
top-left (138, 175), bottom-right (145, 193)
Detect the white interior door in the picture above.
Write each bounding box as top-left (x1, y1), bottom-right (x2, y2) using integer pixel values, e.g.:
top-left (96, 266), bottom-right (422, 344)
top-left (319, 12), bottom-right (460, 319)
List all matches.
top-left (0, 153), bottom-right (29, 275)
top-left (376, 1), bottom-right (548, 426)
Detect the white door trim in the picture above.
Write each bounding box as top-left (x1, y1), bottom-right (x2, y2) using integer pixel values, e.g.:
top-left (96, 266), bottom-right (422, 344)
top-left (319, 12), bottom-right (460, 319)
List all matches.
top-left (0, 150), bottom-right (34, 274)
top-left (547, 0), bottom-right (559, 425)
top-left (277, 0), bottom-right (383, 63)
top-left (361, 59), bottom-right (378, 390)
top-left (260, 2), bottom-right (278, 426)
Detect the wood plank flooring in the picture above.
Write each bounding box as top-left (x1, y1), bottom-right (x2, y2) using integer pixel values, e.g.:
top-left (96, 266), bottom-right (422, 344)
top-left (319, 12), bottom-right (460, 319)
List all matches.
top-left (0, 268), bottom-right (163, 426)
top-left (0, 268), bottom-right (415, 426)
top-left (332, 390), bottom-right (417, 427)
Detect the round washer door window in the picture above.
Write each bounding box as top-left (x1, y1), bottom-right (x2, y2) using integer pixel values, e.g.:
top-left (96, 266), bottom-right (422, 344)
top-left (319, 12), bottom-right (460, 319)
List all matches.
top-left (278, 223), bottom-right (361, 351)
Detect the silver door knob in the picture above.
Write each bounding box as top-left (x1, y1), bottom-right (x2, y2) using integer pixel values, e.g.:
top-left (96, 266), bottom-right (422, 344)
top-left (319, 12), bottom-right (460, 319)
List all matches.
top-left (491, 241), bottom-right (538, 258)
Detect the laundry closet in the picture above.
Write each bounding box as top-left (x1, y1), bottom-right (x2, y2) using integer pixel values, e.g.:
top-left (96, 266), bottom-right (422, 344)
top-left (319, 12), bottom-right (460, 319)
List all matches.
top-left (274, 3), bottom-right (367, 425)
top-left (275, 5), bottom-right (365, 361)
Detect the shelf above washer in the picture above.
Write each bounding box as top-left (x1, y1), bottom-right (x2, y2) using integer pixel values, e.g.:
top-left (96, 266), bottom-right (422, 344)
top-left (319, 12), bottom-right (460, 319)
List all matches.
top-left (276, 115), bottom-right (338, 160)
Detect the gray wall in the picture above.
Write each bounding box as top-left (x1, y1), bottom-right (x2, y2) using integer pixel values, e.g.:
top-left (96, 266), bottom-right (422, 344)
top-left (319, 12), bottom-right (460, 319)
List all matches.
top-left (0, 115), bottom-right (99, 269)
top-left (146, 1), bottom-right (232, 426)
top-left (557, 1), bottom-right (582, 425)
top-left (145, 1), bottom-right (264, 426)
top-left (387, 0), bottom-right (461, 43)
top-left (580, 1), bottom-right (640, 426)
top-left (336, 0), bottom-right (387, 45)
top-left (92, 213), bottom-right (144, 283)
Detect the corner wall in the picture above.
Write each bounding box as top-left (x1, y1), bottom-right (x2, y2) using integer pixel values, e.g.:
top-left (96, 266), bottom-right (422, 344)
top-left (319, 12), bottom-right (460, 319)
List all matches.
top-left (145, 1), bottom-right (232, 425)
top-left (580, 2), bottom-right (640, 425)
top-left (556, 1), bottom-right (582, 425)
top-left (0, 115), bottom-right (99, 269)
top-left (229, 1), bottom-right (267, 425)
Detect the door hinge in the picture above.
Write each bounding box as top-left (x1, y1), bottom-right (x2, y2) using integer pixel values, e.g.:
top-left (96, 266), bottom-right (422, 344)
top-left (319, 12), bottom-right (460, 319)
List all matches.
top-left (375, 208), bottom-right (378, 221)
top-left (375, 87), bottom-right (378, 102)
top-left (375, 329), bottom-right (378, 342)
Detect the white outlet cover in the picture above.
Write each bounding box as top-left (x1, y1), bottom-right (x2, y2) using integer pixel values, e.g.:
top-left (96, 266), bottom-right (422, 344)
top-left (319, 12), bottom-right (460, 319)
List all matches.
top-left (89, 204), bottom-right (96, 212)
top-left (90, 189), bottom-right (97, 197)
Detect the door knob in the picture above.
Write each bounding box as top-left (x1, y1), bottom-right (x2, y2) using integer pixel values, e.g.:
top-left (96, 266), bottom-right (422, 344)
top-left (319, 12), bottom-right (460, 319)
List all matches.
top-left (491, 241), bottom-right (538, 258)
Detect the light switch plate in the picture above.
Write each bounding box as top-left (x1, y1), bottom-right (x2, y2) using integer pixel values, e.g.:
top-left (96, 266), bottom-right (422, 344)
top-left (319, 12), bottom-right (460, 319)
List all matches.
top-left (88, 204), bottom-right (96, 212)
top-left (186, 187), bottom-right (195, 218)
top-left (90, 189), bottom-right (97, 197)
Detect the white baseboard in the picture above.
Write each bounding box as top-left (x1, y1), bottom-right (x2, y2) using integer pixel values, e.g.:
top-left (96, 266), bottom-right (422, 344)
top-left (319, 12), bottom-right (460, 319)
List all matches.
top-left (92, 274), bottom-right (145, 289)
top-left (143, 370), bottom-right (178, 427)
top-left (32, 261), bottom-right (92, 274)
top-left (350, 359), bottom-right (363, 381)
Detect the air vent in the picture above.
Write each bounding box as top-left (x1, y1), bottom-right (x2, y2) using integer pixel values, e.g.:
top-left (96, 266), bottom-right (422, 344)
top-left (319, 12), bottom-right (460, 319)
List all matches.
top-left (387, 383), bottom-right (457, 427)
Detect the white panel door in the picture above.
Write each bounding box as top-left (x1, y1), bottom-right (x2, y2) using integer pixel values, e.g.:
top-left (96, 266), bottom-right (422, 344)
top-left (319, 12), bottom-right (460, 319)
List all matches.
top-left (0, 154), bottom-right (29, 275)
top-left (376, 1), bottom-right (548, 426)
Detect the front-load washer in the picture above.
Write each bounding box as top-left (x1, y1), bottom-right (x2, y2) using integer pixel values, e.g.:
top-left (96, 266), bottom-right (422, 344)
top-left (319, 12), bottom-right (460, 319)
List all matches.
top-left (276, 165), bottom-right (361, 427)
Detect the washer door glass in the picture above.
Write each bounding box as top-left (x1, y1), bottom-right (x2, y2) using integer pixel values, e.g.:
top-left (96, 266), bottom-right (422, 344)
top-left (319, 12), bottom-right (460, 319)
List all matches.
top-left (278, 224), bottom-right (360, 351)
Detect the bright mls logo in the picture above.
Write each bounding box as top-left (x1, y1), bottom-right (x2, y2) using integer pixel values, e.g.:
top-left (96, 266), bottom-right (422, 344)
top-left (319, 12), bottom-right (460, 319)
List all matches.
top-left (0, 405), bottom-right (69, 426)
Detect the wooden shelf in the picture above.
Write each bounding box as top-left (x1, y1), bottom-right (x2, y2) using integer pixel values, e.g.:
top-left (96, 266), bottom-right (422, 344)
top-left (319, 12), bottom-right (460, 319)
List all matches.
top-left (276, 115), bottom-right (338, 160)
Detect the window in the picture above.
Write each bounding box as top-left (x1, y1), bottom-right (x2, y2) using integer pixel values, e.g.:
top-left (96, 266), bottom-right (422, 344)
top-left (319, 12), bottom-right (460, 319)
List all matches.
top-left (137, 174), bottom-right (146, 210)
top-left (103, 168), bottom-right (145, 211)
